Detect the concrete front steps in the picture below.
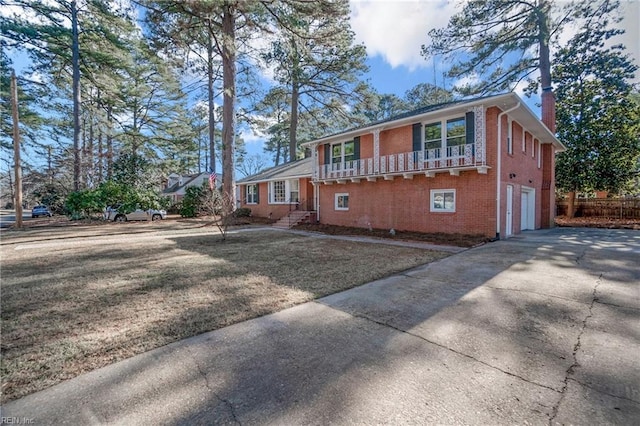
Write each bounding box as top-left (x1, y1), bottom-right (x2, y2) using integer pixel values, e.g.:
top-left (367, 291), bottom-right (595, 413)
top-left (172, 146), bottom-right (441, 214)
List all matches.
top-left (273, 210), bottom-right (314, 229)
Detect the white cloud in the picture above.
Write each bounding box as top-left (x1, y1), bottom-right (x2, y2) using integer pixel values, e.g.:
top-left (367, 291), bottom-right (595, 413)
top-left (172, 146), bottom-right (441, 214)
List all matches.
top-left (350, 0), bottom-right (458, 70)
top-left (619, 0), bottom-right (639, 81)
top-left (240, 123), bottom-right (267, 146)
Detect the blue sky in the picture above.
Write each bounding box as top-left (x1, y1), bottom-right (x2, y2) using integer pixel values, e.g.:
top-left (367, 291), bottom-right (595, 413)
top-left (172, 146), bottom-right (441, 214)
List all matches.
top-left (348, 0), bottom-right (639, 103)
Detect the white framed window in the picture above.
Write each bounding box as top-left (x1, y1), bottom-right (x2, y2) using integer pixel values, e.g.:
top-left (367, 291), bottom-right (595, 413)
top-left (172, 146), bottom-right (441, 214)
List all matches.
top-left (446, 117), bottom-right (466, 152)
top-left (289, 179), bottom-right (299, 203)
top-left (335, 193), bottom-right (349, 211)
top-left (424, 116), bottom-right (467, 158)
top-left (268, 179), bottom-right (300, 204)
top-left (246, 184), bottom-right (258, 204)
top-left (331, 140), bottom-right (356, 169)
top-left (430, 189), bottom-right (456, 213)
top-left (424, 122), bottom-right (442, 159)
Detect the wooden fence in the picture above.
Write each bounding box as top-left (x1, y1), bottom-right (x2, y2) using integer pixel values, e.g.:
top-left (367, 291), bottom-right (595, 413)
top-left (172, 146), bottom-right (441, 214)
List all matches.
top-left (556, 198), bottom-right (640, 219)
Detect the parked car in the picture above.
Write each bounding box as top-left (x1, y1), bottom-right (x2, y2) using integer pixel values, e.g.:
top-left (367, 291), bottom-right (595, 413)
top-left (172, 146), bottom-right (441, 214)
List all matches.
top-left (104, 205), bottom-right (166, 222)
top-left (32, 205), bottom-right (52, 218)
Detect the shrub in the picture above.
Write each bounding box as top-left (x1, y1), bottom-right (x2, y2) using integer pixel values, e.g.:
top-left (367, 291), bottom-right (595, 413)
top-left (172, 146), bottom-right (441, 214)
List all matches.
top-left (180, 186), bottom-right (206, 218)
top-left (233, 207), bottom-right (251, 217)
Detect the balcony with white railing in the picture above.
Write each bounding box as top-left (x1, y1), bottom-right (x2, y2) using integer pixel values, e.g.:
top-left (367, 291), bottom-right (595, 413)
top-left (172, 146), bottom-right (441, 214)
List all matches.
top-left (317, 143), bottom-right (489, 182)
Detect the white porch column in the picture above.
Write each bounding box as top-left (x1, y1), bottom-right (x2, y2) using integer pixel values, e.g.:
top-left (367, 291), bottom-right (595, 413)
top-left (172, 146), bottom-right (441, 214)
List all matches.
top-left (373, 128), bottom-right (380, 174)
top-left (312, 145), bottom-right (319, 180)
top-left (473, 105), bottom-right (486, 166)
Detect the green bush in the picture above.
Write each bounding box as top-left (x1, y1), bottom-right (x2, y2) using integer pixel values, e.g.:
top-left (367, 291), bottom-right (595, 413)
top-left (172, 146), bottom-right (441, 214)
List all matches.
top-left (233, 207), bottom-right (251, 217)
top-left (180, 186), bottom-right (206, 218)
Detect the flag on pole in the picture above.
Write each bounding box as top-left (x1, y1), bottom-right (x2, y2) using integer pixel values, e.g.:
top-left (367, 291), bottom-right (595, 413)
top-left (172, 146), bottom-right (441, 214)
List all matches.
top-left (209, 172), bottom-right (217, 190)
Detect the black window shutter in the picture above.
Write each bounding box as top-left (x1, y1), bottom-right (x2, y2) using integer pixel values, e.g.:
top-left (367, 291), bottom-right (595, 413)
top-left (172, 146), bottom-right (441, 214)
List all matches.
top-left (255, 184), bottom-right (260, 204)
top-left (412, 123), bottom-right (422, 152)
top-left (465, 111), bottom-right (475, 144)
top-left (354, 137), bottom-right (360, 160)
top-left (324, 143), bottom-right (330, 165)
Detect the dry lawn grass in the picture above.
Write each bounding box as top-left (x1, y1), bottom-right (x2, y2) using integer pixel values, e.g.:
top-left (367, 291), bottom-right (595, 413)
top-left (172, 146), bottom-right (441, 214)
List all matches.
top-left (0, 228), bottom-right (448, 402)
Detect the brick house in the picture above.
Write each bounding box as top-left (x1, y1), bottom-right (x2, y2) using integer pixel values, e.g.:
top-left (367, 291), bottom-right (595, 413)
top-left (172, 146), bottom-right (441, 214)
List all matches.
top-left (238, 93), bottom-right (564, 238)
top-left (237, 158), bottom-right (315, 224)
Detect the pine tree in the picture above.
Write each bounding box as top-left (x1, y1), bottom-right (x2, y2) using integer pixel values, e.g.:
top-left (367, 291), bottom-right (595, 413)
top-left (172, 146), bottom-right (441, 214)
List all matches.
top-left (554, 15), bottom-right (640, 216)
top-left (261, 0), bottom-right (369, 161)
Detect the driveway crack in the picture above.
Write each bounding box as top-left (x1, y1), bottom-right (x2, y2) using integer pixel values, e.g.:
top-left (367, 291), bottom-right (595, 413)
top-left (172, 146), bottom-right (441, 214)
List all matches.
top-left (317, 302), bottom-right (559, 394)
top-left (569, 378), bottom-right (640, 404)
top-left (595, 299), bottom-right (639, 311)
top-left (549, 273), bottom-right (602, 425)
top-left (187, 348), bottom-right (241, 425)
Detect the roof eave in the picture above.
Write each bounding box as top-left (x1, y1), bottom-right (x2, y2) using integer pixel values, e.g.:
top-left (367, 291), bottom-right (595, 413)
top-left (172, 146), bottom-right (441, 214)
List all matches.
top-left (301, 92), bottom-right (565, 151)
top-left (302, 93), bottom-right (516, 147)
top-left (238, 173), bottom-right (312, 184)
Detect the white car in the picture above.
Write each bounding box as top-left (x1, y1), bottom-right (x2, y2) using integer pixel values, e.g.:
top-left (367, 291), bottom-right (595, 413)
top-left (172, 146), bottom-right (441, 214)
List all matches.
top-left (104, 205), bottom-right (166, 222)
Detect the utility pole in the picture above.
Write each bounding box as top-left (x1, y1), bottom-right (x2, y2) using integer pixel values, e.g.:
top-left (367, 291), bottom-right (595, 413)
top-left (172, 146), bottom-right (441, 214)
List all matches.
top-left (10, 69), bottom-right (23, 228)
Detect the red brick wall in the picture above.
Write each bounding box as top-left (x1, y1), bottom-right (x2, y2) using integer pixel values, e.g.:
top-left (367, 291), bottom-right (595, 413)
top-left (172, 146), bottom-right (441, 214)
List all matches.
top-left (239, 177), bottom-right (314, 220)
top-left (318, 172), bottom-right (497, 237)
top-left (360, 134), bottom-right (374, 159)
top-left (499, 113), bottom-right (546, 235)
top-left (379, 126), bottom-right (412, 156)
top-left (316, 107), bottom-right (548, 238)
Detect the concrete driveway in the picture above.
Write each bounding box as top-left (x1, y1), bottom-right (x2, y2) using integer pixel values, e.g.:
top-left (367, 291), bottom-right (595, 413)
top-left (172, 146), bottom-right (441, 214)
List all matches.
top-left (2, 227), bottom-right (639, 425)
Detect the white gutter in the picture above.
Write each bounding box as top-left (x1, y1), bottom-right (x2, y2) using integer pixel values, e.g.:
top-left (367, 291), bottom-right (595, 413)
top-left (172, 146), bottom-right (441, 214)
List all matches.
top-left (315, 182), bottom-right (320, 223)
top-left (496, 101), bottom-right (520, 240)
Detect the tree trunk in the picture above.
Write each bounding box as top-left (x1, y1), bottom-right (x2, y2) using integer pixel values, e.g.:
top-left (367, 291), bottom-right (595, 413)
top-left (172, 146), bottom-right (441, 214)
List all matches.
top-left (97, 90), bottom-right (103, 184)
top-left (289, 80), bottom-right (299, 163)
top-left (537, 0), bottom-right (556, 229)
top-left (81, 115), bottom-right (87, 187)
top-left (87, 114), bottom-right (94, 187)
top-left (106, 105), bottom-right (113, 180)
top-left (275, 142), bottom-right (281, 166)
top-left (47, 145), bottom-right (53, 185)
top-left (538, 1), bottom-right (555, 133)
top-left (97, 127), bottom-right (103, 184)
top-left (71, 0), bottom-right (81, 191)
top-left (207, 23), bottom-right (216, 174)
top-left (221, 3), bottom-right (236, 208)
top-left (10, 70), bottom-right (22, 228)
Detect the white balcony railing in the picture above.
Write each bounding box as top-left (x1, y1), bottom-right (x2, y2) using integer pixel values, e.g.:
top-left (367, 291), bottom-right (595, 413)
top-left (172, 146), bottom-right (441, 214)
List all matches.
top-left (318, 144), bottom-right (480, 180)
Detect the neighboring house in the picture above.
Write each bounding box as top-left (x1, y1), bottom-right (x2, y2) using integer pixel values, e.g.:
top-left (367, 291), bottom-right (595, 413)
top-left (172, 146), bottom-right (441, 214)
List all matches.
top-left (238, 93), bottom-right (565, 238)
top-left (163, 172), bottom-right (220, 204)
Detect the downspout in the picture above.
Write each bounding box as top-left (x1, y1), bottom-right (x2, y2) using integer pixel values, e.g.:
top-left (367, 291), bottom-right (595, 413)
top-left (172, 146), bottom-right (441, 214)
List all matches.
top-left (496, 102), bottom-right (520, 240)
top-left (315, 144), bottom-right (320, 223)
top-left (315, 181), bottom-right (320, 223)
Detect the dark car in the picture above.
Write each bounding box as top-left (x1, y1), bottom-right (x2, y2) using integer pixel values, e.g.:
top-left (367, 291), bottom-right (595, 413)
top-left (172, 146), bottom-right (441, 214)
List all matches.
top-left (32, 205), bottom-right (52, 218)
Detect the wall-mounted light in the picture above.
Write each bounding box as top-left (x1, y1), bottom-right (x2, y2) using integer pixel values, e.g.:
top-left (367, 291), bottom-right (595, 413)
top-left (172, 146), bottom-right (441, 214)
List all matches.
top-left (509, 173), bottom-right (517, 179)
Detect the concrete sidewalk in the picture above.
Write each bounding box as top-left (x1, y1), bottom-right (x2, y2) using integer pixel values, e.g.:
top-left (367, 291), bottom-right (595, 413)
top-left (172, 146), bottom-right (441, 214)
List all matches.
top-left (2, 228), bottom-right (639, 425)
